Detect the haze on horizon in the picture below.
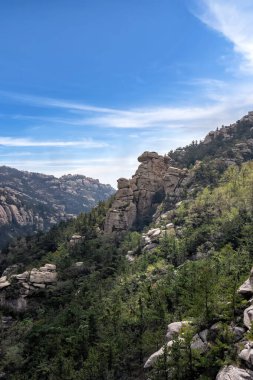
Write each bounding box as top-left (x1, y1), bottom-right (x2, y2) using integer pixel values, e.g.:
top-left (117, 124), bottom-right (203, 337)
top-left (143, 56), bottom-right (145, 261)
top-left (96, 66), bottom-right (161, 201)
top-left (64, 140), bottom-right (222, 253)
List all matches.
top-left (1, 0), bottom-right (253, 186)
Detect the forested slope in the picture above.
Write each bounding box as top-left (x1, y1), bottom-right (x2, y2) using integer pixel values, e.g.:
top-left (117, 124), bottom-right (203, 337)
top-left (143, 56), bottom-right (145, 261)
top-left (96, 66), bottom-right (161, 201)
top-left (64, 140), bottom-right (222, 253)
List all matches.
top-left (0, 161), bottom-right (253, 379)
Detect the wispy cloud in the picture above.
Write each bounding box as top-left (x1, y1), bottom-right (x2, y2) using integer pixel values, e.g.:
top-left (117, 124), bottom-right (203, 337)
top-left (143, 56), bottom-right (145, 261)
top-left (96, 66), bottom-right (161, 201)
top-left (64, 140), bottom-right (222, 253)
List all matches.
top-left (0, 90), bottom-right (124, 115)
top-left (196, 0), bottom-right (253, 73)
top-left (0, 90), bottom-right (246, 131)
top-left (0, 137), bottom-right (108, 148)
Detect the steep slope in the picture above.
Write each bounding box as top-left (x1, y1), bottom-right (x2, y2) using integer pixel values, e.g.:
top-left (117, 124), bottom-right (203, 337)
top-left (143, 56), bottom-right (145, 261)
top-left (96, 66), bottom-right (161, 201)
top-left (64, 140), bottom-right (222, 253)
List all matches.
top-left (0, 166), bottom-right (115, 249)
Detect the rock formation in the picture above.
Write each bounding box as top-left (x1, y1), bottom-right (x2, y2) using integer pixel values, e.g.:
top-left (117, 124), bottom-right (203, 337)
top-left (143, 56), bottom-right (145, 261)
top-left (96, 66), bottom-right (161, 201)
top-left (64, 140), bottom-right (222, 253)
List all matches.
top-left (104, 152), bottom-right (188, 233)
top-left (0, 264), bottom-right (57, 311)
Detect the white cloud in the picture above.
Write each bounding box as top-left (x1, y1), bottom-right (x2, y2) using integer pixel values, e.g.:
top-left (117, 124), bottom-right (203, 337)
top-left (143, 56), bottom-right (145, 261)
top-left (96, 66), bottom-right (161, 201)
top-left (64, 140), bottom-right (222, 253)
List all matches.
top-left (0, 137), bottom-right (108, 148)
top-left (196, 0), bottom-right (253, 73)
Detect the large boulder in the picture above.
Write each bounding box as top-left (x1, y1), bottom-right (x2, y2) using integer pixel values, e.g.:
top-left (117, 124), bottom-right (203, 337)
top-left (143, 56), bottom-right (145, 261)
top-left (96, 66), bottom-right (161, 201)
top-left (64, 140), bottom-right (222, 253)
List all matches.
top-left (144, 339), bottom-right (183, 369)
top-left (191, 329), bottom-right (209, 353)
top-left (166, 321), bottom-right (189, 342)
top-left (244, 305), bottom-right (253, 329)
top-left (144, 344), bottom-right (168, 369)
top-left (238, 268), bottom-right (253, 296)
top-left (216, 365), bottom-right (253, 379)
top-left (239, 341), bottom-right (253, 368)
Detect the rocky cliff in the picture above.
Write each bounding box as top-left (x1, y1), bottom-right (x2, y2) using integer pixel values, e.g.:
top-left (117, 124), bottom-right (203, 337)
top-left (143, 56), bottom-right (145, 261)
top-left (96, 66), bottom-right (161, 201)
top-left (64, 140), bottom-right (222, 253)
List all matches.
top-left (105, 111), bottom-right (253, 234)
top-left (0, 166), bottom-right (115, 248)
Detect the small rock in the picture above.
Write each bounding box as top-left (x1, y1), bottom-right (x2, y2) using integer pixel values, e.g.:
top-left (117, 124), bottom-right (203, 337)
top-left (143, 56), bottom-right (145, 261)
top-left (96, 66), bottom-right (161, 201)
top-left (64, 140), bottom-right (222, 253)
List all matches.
top-left (75, 262), bottom-right (84, 267)
top-left (143, 243), bottom-right (157, 252)
top-left (126, 253), bottom-right (135, 262)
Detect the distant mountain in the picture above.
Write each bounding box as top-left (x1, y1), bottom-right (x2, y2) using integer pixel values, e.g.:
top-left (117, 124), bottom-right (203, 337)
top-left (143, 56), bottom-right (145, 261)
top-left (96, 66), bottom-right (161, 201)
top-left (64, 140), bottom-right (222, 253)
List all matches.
top-left (0, 166), bottom-right (115, 248)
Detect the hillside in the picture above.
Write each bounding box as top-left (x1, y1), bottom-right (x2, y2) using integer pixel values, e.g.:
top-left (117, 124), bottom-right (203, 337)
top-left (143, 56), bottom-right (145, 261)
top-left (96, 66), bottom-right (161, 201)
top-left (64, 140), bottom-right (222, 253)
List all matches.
top-left (1, 113), bottom-right (253, 379)
top-left (0, 166), bottom-right (115, 249)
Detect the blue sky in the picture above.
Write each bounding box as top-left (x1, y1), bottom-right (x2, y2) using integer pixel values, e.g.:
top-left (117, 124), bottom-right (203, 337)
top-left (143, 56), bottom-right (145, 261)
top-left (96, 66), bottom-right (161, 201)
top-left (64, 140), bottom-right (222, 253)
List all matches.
top-left (1, 0), bottom-right (253, 186)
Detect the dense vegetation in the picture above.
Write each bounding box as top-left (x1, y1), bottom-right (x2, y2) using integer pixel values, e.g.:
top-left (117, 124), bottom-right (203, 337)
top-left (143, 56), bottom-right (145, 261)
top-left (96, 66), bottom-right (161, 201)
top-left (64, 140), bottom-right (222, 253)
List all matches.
top-left (1, 161), bottom-right (253, 379)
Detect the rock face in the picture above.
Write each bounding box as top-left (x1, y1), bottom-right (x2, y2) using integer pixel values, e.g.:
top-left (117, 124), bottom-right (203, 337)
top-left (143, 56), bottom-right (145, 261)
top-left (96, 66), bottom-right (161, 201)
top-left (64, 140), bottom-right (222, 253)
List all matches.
top-left (104, 152), bottom-right (188, 233)
top-left (0, 166), bottom-right (115, 248)
top-left (0, 264), bottom-right (57, 311)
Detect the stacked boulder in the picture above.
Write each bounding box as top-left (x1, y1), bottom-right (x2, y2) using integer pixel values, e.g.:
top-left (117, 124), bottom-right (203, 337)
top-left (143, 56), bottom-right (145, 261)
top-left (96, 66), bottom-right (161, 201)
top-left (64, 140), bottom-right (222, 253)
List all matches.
top-left (104, 152), bottom-right (188, 233)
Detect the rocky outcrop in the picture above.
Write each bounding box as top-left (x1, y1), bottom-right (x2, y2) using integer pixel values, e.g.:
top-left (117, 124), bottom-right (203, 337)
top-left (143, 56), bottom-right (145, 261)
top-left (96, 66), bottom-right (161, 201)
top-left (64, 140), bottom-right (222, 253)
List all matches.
top-left (144, 338), bottom-right (184, 369)
top-left (0, 264), bottom-right (57, 311)
top-left (0, 166), bottom-right (115, 249)
top-left (144, 321), bottom-right (190, 369)
top-left (104, 152), bottom-right (188, 233)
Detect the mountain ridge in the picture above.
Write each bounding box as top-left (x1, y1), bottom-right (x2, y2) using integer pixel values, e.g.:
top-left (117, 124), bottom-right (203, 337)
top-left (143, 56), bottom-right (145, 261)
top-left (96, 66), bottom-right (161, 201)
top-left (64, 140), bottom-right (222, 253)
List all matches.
top-left (0, 165), bottom-right (115, 249)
